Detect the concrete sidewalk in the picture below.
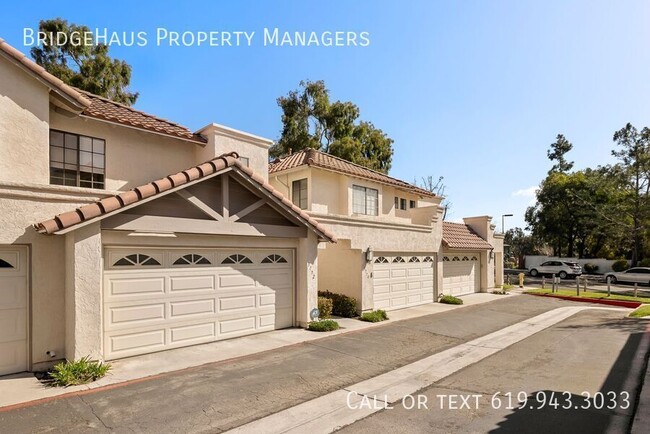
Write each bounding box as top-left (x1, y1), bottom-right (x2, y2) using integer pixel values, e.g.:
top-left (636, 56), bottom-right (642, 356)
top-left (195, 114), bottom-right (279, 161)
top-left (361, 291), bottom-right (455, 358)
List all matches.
top-left (0, 292), bottom-right (511, 409)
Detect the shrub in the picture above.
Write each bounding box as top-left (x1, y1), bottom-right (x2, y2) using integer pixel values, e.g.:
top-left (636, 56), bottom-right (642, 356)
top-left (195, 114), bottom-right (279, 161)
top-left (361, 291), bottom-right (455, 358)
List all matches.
top-left (318, 291), bottom-right (358, 317)
top-left (504, 261), bottom-right (516, 269)
top-left (612, 259), bottom-right (629, 272)
top-left (49, 356), bottom-right (111, 387)
top-left (318, 296), bottom-right (333, 319)
top-left (439, 294), bottom-right (463, 305)
top-left (583, 263), bottom-right (599, 274)
top-left (639, 258), bottom-right (650, 267)
top-left (502, 284), bottom-right (514, 290)
top-left (492, 290), bottom-right (508, 295)
top-left (307, 319), bottom-right (340, 332)
top-left (359, 310), bottom-right (389, 323)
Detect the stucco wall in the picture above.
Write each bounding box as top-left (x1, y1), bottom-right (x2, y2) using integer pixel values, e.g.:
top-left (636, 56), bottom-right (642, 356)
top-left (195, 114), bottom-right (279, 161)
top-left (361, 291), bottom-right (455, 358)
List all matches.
top-left (318, 241), bottom-right (364, 307)
top-left (0, 58), bottom-right (50, 185)
top-left (0, 187), bottom-right (107, 369)
top-left (196, 124), bottom-right (272, 181)
top-left (50, 112), bottom-right (199, 190)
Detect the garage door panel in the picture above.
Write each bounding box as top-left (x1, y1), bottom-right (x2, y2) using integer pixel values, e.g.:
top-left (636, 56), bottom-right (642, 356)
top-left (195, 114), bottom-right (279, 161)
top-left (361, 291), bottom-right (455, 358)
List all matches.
top-left (259, 292), bottom-right (276, 307)
top-left (170, 322), bottom-right (216, 344)
top-left (390, 269), bottom-right (407, 278)
top-left (108, 277), bottom-right (165, 297)
top-left (109, 329), bottom-right (166, 354)
top-left (110, 303), bottom-right (165, 325)
top-left (0, 247), bottom-right (28, 376)
top-left (443, 253), bottom-right (479, 296)
top-left (219, 316), bottom-right (257, 335)
top-left (170, 299), bottom-right (216, 318)
top-left (0, 277), bottom-right (27, 309)
top-left (218, 273), bottom-right (256, 289)
top-left (170, 275), bottom-right (215, 292)
top-left (219, 294), bottom-right (257, 311)
top-left (0, 341), bottom-right (27, 375)
top-left (373, 269), bottom-right (390, 279)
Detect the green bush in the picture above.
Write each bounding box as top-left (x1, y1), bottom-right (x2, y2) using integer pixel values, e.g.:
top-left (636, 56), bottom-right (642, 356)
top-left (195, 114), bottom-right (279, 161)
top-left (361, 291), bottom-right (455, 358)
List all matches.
top-left (49, 356), bottom-right (111, 387)
top-left (318, 291), bottom-right (358, 317)
top-left (583, 263), bottom-right (599, 274)
top-left (439, 294), bottom-right (463, 305)
top-left (639, 258), bottom-right (650, 267)
top-left (307, 319), bottom-right (340, 332)
top-left (502, 284), bottom-right (514, 290)
top-left (359, 310), bottom-right (389, 323)
top-left (504, 261), bottom-right (516, 269)
top-left (612, 259), bottom-right (629, 272)
top-left (318, 296), bottom-right (333, 319)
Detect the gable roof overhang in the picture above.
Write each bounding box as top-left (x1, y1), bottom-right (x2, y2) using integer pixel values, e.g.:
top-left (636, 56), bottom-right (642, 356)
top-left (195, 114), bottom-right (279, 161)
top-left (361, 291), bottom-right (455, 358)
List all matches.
top-left (442, 221), bottom-right (493, 250)
top-left (0, 38), bottom-right (91, 112)
top-left (34, 152), bottom-right (336, 243)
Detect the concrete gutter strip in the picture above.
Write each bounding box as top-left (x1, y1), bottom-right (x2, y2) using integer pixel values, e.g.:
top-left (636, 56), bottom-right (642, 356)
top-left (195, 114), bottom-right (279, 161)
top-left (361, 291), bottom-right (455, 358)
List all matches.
top-left (630, 322), bottom-right (650, 434)
top-left (226, 306), bottom-right (628, 434)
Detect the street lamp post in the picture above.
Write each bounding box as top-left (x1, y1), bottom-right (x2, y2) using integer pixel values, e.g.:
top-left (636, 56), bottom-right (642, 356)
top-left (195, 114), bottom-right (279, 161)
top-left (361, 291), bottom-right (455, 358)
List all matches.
top-left (501, 214), bottom-right (513, 234)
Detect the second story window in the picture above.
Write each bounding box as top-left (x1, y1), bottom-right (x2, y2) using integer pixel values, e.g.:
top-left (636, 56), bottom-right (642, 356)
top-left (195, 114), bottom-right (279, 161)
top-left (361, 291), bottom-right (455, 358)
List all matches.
top-left (410, 200), bottom-right (417, 208)
top-left (292, 178), bottom-right (308, 209)
top-left (50, 130), bottom-right (105, 189)
top-left (353, 185), bottom-right (378, 216)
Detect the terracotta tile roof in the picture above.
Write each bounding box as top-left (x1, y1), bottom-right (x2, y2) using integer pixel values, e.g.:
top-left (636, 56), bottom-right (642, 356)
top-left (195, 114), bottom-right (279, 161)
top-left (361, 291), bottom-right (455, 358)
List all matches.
top-left (78, 90), bottom-right (207, 144)
top-left (0, 39), bottom-right (204, 144)
top-left (442, 222), bottom-right (493, 250)
top-left (269, 149), bottom-right (436, 198)
top-left (34, 152), bottom-right (336, 242)
top-left (0, 38), bottom-right (91, 109)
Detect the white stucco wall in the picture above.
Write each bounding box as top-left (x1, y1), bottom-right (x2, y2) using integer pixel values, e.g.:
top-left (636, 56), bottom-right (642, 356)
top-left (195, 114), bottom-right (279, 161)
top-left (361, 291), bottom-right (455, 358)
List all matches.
top-left (0, 58), bottom-right (50, 185)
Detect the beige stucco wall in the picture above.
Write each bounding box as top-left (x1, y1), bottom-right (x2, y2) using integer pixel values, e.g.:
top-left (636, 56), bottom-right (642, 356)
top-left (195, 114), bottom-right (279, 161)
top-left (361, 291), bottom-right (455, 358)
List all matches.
top-left (0, 185), bottom-right (109, 369)
top-left (317, 241), bottom-right (364, 308)
top-left (0, 58), bottom-right (50, 185)
top-left (196, 124), bottom-right (272, 181)
top-left (463, 216), bottom-right (505, 291)
top-left (65, 223), bottom-right (102, 360)
top-left (50, 112), bottom-right (200, 190)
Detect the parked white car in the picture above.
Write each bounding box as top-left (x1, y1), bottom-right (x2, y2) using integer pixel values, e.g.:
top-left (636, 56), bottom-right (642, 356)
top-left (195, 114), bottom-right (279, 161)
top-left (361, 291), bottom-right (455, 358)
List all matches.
top-left (528, 261), bottom-right (582, 279)
top-left (604, 267), bottom-right (650, 285)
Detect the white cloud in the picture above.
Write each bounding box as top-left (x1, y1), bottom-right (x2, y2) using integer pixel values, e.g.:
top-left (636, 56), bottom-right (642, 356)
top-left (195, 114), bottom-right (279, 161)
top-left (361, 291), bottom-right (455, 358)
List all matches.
top-left (512, 186), bottom-right (538, 198)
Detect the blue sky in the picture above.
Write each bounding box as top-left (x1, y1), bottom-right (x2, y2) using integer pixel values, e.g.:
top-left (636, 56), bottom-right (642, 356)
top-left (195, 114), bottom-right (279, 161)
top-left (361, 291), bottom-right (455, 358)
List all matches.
top-left (2, 1), bottom-right (650, 230)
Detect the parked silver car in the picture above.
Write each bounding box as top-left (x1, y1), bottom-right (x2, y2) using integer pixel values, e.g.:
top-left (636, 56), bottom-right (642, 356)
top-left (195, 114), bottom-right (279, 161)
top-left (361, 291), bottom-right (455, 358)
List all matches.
top-left (528, 260), bottom-right (582, 279)
top-left (604, 267), bottom-right (650, 285)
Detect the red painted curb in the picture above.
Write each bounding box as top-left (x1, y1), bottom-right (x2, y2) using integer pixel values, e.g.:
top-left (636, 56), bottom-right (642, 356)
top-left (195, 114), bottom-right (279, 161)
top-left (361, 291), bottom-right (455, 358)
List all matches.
top-left (525, 292), bottom-right (642, 308)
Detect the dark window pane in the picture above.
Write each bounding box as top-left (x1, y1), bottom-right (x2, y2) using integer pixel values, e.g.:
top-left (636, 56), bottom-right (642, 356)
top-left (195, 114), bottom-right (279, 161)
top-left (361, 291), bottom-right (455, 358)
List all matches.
top-left (80, 181), bottom-right (92, 188)
top-left (92, 173), bottom-right (104, 183)
top-left (114, 258), bottom-right (134, 266)
top-left (50, 131), bottom-right (64, 147)
top-left (80, 136), bottom-right (93, 152)
top-left (80, 171), bottom-right (92, 181)
top-left (50, 177), bottom-right (64, 185)
top-left (64, 133), bottom-right (78, 149)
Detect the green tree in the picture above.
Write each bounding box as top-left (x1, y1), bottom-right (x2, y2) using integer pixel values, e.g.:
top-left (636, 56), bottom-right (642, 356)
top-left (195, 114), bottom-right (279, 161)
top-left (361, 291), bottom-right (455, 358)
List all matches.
top-left (504, 227), bottom-right (538, 268)
top-left (610, 123), bottom-right (650, 266)
top-left (271, 80), bottom-right (394, 173)
top-left (30, 18), bottom-right (138, 105)
top-left (547, 134), bottom-right (574, 174)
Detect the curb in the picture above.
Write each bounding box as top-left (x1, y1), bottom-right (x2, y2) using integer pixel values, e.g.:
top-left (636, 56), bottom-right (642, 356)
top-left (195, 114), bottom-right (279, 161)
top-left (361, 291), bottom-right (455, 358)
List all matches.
top-left (524, 292), bottom-right (642, 309)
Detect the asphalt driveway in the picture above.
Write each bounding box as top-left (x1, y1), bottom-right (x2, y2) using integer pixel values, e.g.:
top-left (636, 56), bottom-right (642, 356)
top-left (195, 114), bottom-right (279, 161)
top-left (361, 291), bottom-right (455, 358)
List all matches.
top-left (0, 296), bottom-right (637, 433)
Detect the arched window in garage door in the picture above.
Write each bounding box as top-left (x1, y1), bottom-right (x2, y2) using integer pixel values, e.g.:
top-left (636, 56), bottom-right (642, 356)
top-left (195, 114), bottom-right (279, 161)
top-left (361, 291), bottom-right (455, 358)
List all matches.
top-left (113, 254), bottom-right (161, 267)
top-left (222, 254), bottom-right (253, 264)
top-left (173, 254), bottom-right (212, 266)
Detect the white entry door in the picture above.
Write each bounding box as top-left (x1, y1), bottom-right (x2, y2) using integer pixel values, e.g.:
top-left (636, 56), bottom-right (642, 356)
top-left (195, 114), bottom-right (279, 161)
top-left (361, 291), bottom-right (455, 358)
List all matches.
top-left (442, 253), bottom-right (480, 296)
top-left (103, 248), bottom-right (294, 360)
top-left (0, 246), bottom-right (28, 376)
top-left (372, 254), bottom-right (435, 310)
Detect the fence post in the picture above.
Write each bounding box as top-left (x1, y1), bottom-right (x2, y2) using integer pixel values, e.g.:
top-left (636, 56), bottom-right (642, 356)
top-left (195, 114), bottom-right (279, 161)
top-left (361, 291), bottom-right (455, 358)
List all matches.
top-left (607, 276), bottom-right (611, 297)
top-left (552, 274), bottom-right (556, 293)
top-left (583, 276), bottom-right (588, 293)
top-left (576, 277), bottom-right (580, 296)
top-left (634, 282), bottom-right (638, 298)
top-left (542, 276), bottom-right (545, 290)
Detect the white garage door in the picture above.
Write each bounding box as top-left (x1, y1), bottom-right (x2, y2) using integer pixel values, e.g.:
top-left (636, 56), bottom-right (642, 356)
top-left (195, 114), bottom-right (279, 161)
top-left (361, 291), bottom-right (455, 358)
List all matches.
top-left (0, 246), bottom-right (28, 376)
top-left (442, 253), bottom-right (480, 296)
top-left (103, 248), bottom-right (293, 360)
top-left (372, 254), bottom-right (435, 310)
